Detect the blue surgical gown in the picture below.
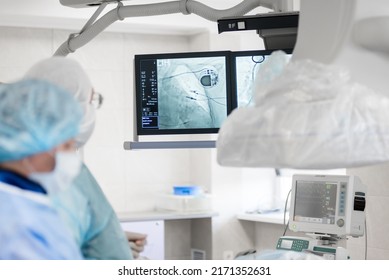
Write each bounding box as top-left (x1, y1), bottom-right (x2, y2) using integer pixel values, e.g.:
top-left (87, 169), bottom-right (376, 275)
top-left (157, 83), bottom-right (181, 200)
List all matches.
top-left (0, 181), bottom-right (82, 260)
top-left (51, 163), bottom-right (133, 259)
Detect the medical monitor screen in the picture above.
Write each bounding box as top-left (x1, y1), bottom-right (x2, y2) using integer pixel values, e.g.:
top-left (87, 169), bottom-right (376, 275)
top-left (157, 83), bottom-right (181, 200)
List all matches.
top-left (289, 174), bottom-right (366, 237)
top-left (231, 49), bottom-right (293, 108)
top-left (135, 51), bottom-right (232, 135)
top-left (294, 180), bottom-right (338, 225)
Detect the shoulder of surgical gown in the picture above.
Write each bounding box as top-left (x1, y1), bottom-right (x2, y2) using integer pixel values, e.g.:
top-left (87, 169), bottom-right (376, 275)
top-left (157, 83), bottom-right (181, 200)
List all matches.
top-left (52, 163), bottom-right (133, 260)
top-left (0, 182), bottom-right (82, 260)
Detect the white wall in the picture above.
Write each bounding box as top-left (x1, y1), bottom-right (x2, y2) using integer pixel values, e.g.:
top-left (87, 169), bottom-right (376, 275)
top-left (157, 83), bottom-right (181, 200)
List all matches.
top-left (347, 164), bottom-right (389, 259)
top-left (0, 27), bottom-right (53, 81)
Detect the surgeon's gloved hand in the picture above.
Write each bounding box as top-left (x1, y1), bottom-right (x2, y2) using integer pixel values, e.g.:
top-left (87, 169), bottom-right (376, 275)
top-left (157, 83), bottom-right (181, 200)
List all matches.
top-left (125, 231), bottom-right (147, 259)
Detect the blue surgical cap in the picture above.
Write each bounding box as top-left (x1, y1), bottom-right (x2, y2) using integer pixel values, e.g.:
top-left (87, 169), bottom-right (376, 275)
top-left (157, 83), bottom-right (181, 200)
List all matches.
top-left (0, 79), bottom-right (82, 163)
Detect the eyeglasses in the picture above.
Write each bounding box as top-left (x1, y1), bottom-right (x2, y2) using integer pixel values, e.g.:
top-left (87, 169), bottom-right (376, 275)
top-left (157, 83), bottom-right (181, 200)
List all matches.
top-left (91, 91), bottom-right (104, 109)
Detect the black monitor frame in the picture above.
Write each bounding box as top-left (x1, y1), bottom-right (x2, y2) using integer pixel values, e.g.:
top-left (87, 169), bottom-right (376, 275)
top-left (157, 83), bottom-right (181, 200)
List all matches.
top-left (134, 51), bottom-right (233, 136)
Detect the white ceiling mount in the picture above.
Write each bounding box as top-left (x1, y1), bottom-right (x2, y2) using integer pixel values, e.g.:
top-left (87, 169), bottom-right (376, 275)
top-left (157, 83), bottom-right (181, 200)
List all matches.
top-left (59, 0), bottom-right (127, 8)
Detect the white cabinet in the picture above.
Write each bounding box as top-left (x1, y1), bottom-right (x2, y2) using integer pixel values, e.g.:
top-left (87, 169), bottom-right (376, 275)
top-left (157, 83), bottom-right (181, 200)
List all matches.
top-left (119, 211), bottom-right (216, 260)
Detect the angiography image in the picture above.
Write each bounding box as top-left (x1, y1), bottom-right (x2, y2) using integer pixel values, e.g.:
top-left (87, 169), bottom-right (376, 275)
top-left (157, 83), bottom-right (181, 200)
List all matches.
top-left (156, 56), bottom-right (227, 130)
top-left (235, 55), bottom-right (267, 108)
top-left (235, 53), bottom-right (293, 108)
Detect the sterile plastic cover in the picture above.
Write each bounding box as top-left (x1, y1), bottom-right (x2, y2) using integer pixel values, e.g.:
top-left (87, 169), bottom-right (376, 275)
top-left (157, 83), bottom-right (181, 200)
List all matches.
top-left (217, 51), bottom-right (389, 169)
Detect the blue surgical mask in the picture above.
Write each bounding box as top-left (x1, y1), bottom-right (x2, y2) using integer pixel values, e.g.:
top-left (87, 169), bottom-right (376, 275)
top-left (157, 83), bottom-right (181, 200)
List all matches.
top-left (28, 152), bottom-right (81, 195)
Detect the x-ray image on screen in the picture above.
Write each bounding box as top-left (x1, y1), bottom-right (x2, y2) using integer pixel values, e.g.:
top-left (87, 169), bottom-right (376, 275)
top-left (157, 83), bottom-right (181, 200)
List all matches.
top-left (235, 55), bottom-right (267, 107)
top-left (135, 51), bottom-right (230, 135)
top-left (157, 56), bottom-right (227, 129)
top-left (233, 50), bottom-right (292, 108)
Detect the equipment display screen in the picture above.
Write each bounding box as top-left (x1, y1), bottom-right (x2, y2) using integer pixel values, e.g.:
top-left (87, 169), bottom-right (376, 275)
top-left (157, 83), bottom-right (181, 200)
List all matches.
top-left (281, 239), bottom-right (293, 249)
top-left (231, 49), bottom-right (292, 108)
top-left (293, 180), bottom-right (338, 225)
top-left (134, 49), bottom-right (293, 136)
top-left (135, 51), bottom-right (231, 135)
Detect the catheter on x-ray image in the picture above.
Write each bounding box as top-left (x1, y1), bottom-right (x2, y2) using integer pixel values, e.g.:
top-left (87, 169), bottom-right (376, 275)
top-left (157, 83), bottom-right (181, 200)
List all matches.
top-left (156, 57), bottom-right (227, 129)
top-left (233, 51), bottom-right (292, 108)
top-left (235, 55), bottom-right (266, 108)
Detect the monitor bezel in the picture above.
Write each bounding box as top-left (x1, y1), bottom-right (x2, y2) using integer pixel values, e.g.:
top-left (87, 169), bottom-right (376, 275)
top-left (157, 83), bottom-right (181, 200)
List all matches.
top-left (230, 48), bottom-right (293, 109)
top-left (134, 51), bottom-right (233, 136)
top-left (288, 174), bottom-right (350, 236)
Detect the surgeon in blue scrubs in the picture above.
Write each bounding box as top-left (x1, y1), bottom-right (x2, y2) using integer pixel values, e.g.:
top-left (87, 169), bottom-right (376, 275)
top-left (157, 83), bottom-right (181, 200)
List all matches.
top-left (0, 80), bottom-right (83, 259)
top-left (24, 57), bottom-right (146, 260)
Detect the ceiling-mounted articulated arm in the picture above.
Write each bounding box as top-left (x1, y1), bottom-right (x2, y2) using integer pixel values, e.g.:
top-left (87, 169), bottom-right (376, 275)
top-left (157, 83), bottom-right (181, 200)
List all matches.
top-left (54, 0), bottom-right (292, 56)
